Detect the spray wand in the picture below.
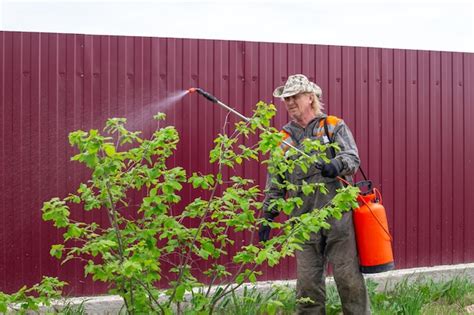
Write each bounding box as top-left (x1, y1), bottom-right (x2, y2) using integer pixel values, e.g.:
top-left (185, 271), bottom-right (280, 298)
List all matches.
top-left (188, 88), bottom-right (251, 122)
top-left (187, 87), bottom-right (307, 155)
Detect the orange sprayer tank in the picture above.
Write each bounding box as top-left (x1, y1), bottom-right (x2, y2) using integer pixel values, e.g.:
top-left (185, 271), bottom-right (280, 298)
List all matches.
top-left (353, 181), bottom-right (394, 273)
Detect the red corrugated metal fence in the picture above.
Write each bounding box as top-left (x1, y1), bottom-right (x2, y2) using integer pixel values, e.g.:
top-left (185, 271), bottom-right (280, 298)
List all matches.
top-left (1, 31), bottom-right (473, 295)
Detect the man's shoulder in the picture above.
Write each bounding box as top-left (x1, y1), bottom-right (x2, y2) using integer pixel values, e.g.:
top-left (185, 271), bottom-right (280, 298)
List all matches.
top-left (325, 115), bottom-right (342, 126)
top-left (281, 121), bottom-right (296, 135)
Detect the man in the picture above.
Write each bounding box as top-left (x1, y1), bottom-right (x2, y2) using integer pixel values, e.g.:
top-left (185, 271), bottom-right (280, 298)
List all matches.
top-left (259, 74), bottom-right (370, 314)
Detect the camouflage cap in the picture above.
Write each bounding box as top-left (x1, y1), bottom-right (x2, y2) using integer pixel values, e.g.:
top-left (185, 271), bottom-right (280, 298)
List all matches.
top-left (273, 74), bottom-right (322, 99)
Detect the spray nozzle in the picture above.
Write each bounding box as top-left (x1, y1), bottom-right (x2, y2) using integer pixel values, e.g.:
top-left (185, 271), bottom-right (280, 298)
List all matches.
top-left (187, 87), bottom-right (218, 103)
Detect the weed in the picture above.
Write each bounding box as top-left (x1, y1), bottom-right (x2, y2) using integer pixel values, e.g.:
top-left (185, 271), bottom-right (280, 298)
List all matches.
top-left (55, 299), bottom-right (87, 314)
top-left (208, 276), bottom-right (474, 315)
top-left (369, 275), bottom-right (474, 314)
top-left (212, 285), bottom-right (295, 315)
top-left (325, 284), bottom-right (342, 315)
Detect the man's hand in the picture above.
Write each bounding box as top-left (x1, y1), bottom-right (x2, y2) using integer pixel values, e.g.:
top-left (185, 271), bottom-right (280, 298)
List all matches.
top-left (321, 159), bottom-right (341, 178)
top-left (258, 222), bottom-right (271, 242)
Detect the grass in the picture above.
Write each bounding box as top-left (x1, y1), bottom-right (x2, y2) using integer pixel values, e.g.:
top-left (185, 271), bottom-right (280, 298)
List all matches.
top-left (6, 276), bottom-right (473, 314)
top-left (369, 276), bottom-right (474, 314)
top-left (213, 285), bottom-right (296, 315)
top-left (213, 276), bottom-right (474, 315)
top-left (56, 300), bottom-right (87, 314)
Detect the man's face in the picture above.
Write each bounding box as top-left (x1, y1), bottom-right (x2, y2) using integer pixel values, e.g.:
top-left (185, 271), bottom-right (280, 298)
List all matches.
top-left (283, 92), bottom-right (314, 121)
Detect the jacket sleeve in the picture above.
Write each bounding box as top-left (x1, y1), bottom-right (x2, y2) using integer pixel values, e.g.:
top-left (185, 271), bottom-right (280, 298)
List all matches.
top-left (331, 121), bottom-right (360, 176)
top-left (261, 172), bottom-right (286, 219)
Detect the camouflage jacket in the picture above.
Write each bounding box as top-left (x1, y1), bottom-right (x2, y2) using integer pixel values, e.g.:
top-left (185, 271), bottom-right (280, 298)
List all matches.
top-left (262, 114), bottom-right (360, 218)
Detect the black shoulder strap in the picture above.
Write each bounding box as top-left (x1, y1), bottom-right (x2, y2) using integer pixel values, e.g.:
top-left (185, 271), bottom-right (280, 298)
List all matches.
top-left (323, 117), bottom-right (368, 181)
top-left (323, 118), bottom-right (337, 158)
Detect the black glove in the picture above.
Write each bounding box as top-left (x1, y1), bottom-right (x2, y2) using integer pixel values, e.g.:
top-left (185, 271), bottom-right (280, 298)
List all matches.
top-left (258, 223), bottom-right (271, 242)
top-left (258, 214), bottom-right (274, 242)
top-left (321, 160), bottom-right (341, 178)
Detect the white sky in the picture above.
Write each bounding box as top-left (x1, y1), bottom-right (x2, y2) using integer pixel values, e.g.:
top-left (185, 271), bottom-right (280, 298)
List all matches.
top-left (0, 0), bottom-right (473, 53)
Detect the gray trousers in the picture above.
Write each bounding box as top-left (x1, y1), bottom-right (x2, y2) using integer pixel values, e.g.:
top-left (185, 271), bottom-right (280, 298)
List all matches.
top-left (295, 211), bottom-right (370, 315)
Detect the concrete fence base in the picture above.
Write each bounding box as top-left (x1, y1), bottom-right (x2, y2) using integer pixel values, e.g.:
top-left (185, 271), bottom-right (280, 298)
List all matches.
top-left (33, 263), bottom-right (474, 314)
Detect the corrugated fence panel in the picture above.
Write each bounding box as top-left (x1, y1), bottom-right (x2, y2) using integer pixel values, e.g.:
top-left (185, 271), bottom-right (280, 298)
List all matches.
top-left (380, 48), bottom-right (395, 263)
top-left (465, 54), bottom-right (474, 263)
top-left (467, 54), bottom-right (474, 262)
top-left (452, 52), bottom-right (464, 265)
top-left (417, 50), bottom-right (431, 268)
top-left (392, 49), bottom-right (407, 268)
top-left (405, 49), bottom-right (419, 268)
top-left (429, 51), bottom-right (443, 266)
top-left (1, 31), bottom-right (474, 295)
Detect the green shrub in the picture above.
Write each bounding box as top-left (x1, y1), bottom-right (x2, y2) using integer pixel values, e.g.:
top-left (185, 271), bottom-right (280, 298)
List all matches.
top-left (40, 102), bottom-right (358, 314)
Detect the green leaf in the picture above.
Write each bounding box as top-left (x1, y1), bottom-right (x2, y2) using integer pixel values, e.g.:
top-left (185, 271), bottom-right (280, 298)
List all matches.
top-left (248, 272), bottom-right (257, 283)
top-left (255, 250), bottom-right (267, 264)
top-left (319, 209), bottom-right (329, 219)
top-left (64, 224), bottom-right (82, 239)
top-left (282, 201), bottom-right (295, 215)
top-left (299, 162), bottom-right (308, 174)
top-left (266, 300), bottom-right (284, 315)
top-left (267, 251), bottom-right (281, 267)
top-left (189, 172), bottom-right (214, 190)
top-left (103, 144), bottom-right (116, 157)
top-left (154, 112), bottom-right (167, 121)
top-left (198, 248), bottom-right (210, 260)
top-left (175, 284), bottom-right (186, 301)
top-left (122, 260), bottom-right (142, 278)
top-left (202, 242), bottom-right (216, 257)
top-left (170, 180), bottom-right (183, 190)
top-left (42, 198), bottom-right (70, 228)
top-left (50, 244), bottom-right (64, 259)
top-left (235, 274), bottom-right (245, 284)
top-left (66, 194), bottom-right (81, 204)
top-left (86, 239), bottom-right (117, 257)
top-left (301, 181), bottom-right (315, 196)
top-left (190, 176), bottom-right (204, 189)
